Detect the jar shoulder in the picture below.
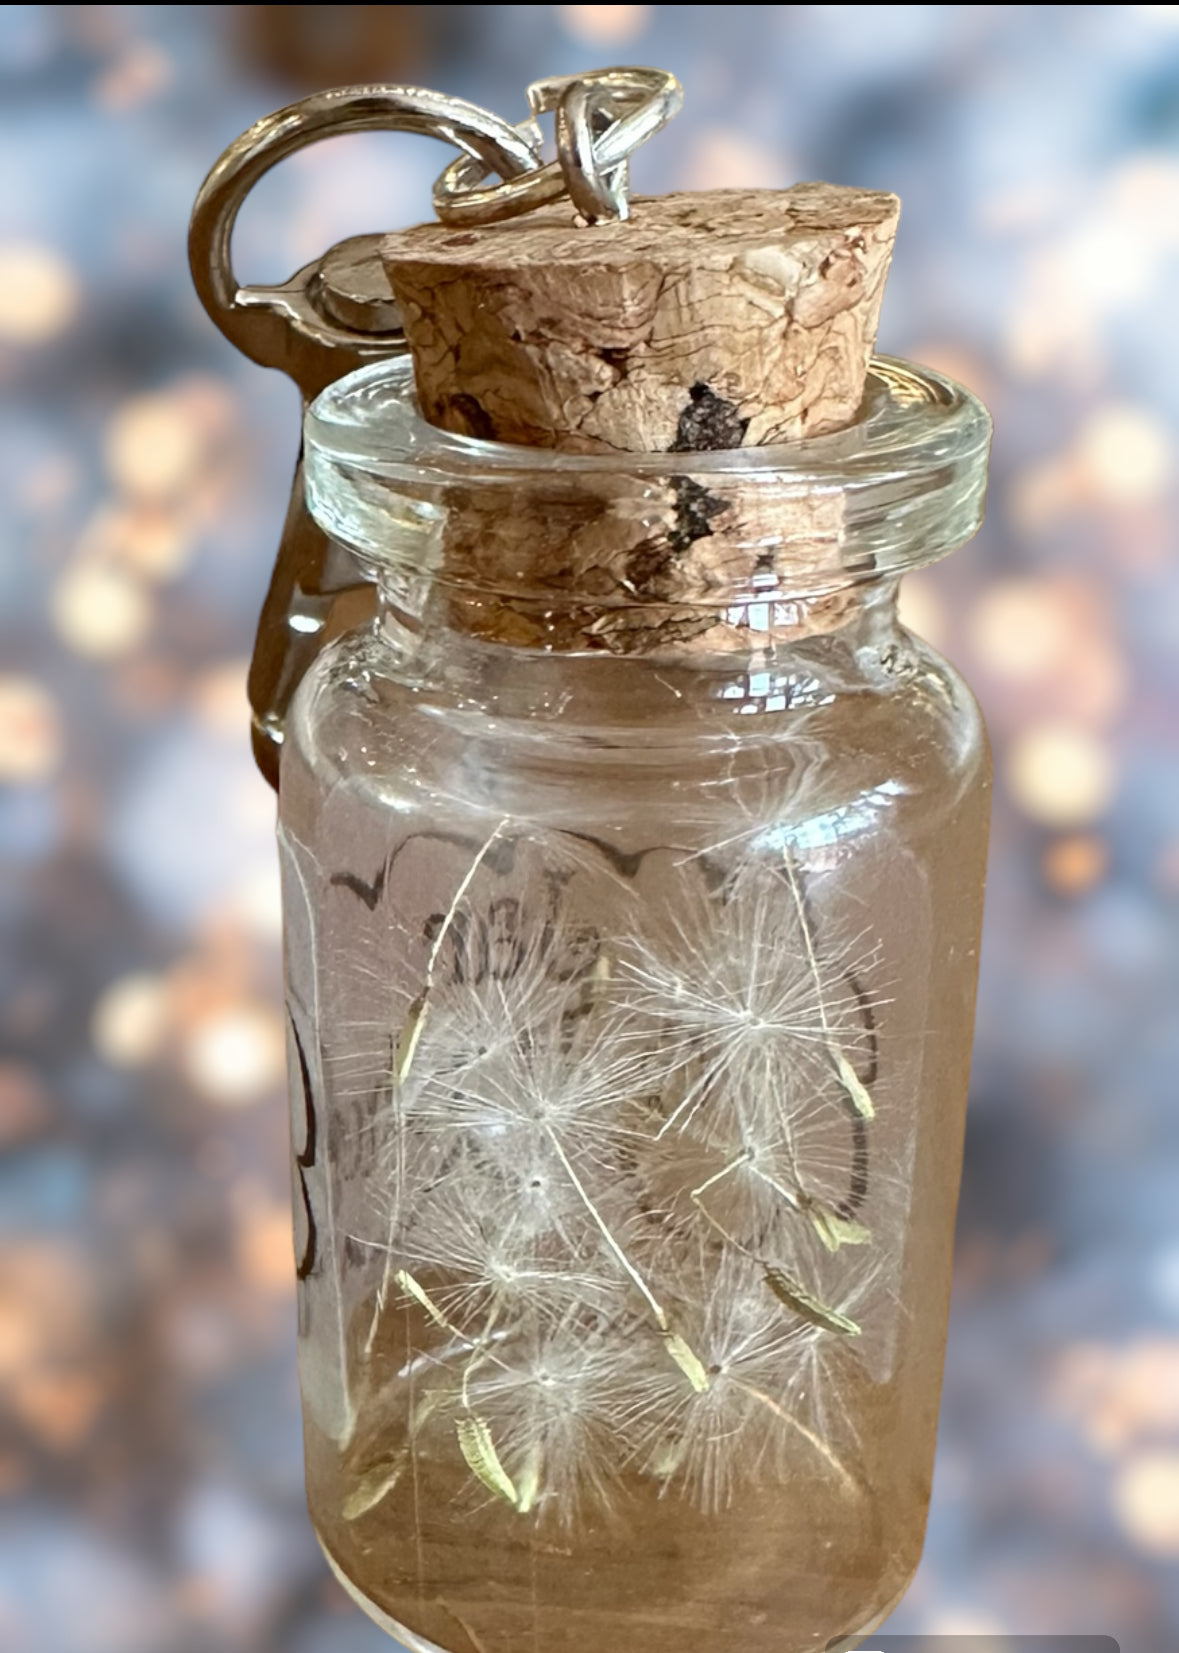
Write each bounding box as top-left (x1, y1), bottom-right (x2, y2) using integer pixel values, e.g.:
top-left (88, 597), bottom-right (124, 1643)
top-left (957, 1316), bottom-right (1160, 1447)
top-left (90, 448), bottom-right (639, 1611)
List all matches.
top-left (283, 621), bottom-right (990, 836)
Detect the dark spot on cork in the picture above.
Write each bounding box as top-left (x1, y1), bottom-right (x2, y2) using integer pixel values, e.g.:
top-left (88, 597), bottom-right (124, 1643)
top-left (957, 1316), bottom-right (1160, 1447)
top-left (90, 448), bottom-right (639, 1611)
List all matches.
top-left (670, 382), bottom-right (750, 453)
top-left (626, 540), bottom-right (673, 589)
top-left (445, 393), bottom-right (496, 440)
top-left (667, 475), bottom-right (729, 554)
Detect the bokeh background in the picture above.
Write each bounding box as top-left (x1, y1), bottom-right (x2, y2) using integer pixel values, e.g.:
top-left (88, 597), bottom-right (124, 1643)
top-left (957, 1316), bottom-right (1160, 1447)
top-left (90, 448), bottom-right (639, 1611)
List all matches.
top-left (2, 4), bottom-right (1179, 1649)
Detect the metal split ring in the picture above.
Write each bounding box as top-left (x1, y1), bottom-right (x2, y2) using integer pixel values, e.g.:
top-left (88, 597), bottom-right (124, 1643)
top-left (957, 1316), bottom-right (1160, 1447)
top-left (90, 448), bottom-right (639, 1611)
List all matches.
top-left (432, 66), bottom-right (683, 227)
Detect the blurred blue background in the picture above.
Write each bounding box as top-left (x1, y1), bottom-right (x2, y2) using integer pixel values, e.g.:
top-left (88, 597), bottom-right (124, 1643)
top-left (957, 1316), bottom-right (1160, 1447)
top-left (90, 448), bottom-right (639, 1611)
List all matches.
top-left (2, 5), bottom-right (1179, 1649)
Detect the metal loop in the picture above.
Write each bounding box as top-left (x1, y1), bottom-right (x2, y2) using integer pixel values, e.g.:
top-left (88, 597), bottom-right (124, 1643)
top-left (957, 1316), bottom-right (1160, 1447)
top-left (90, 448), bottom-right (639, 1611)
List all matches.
top-left (555, 79), bottom-right (634, 222)
top-left (188, 84), bottom-right (542, 367)
top-left (432, 66), bottom-right (683, 228)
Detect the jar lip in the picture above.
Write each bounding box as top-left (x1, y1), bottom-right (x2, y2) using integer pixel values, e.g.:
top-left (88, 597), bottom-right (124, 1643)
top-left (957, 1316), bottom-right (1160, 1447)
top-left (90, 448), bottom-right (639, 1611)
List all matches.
top-left (306, 353), bottom-right (990, 488)
top-left (304, 353), bottom-right (991, 617)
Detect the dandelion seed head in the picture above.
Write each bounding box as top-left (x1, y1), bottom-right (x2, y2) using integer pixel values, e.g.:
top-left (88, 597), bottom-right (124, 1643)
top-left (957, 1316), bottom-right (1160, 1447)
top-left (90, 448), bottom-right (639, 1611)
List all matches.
top-left (398, 1173), bottom-right (616, 1327)
top-left (463, 1314), bottom-right (645, 1518)
top-left (410, 976), bottom-right (658, 1174)
top-left (620, 1254), bottom-right (812, 1509)
top-left (620, 874), bottom-right (880, 1148)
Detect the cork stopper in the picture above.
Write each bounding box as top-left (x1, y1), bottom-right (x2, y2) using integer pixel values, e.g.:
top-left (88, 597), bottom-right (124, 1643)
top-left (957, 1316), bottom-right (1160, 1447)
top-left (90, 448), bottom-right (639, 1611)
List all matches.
top-left (379, 183), bottom-right (900, 651)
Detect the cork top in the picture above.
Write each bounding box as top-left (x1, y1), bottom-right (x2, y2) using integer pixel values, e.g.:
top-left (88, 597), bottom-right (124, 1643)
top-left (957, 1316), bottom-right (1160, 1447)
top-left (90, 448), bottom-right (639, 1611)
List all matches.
top-left (387, 183), bottom-right (896, 270)
top-left (381, 183), bottom-right (900, 455)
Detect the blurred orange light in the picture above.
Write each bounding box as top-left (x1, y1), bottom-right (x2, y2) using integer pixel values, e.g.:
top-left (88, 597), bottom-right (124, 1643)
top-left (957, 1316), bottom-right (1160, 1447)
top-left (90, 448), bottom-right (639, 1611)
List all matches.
top-left (51, 563), bottom-right (151, 658)
top-left (897, 574), bottom-right (950, 650)
top-left (84, 502), bottom-right (193, 582)
top-left (182, 1005), bottom-right (286, 1107)
top-left (237, 1203), bottom-right (295, 1298)
top-left (0, 675), bottom-right (61, 784)
top-left (0, 1064), bottom-right (52, 1149)
top-left (1076, 404), bottom-right (1172, 507)
top-left (191, 661), bottom-right (251, 735)
top-left (1113, 1450), bottom-right (1179, 1556)
top-left (105, 393), bottom-right (206, 503)
top-left (558, 5), bottom-right (651, 45)
top-left (10, 1369), bottom-right (104, 1453)
top-left (684, 128), bottom-right (784, 190)
top-left (1042, 834), bottom-right (1110, 895)
top-left (968, 578), bottom-right (1075, 682)
top-left (1007, 723), bottom-right (1116, 827)
top-left (92, 974), bottom-right (170, 1068)
top-left (227, 871), bottom-right (284, 943)
top-left (1052, 1338), bottom-right (1179, 1452)
top-left (0, 243), bottom-right (78, 345)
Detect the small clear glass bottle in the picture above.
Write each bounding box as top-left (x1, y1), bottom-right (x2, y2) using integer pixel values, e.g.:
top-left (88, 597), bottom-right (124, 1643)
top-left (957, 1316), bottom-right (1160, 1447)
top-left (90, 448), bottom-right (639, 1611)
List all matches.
top-left (279, 354), bottom-right (991, 1653)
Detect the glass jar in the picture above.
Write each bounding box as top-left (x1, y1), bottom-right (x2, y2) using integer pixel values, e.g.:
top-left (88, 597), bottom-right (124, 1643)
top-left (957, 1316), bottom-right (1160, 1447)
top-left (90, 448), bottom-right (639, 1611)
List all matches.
top-left (279, 354), bottom-right (991, 1653)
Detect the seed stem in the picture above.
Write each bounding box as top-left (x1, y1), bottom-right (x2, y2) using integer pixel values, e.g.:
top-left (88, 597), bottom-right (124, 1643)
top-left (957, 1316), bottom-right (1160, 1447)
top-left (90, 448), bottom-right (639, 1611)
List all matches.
top-left (782, 846), bottom-right (875, 1119)
top-left (542, 1123), bottom-right (708, 1390)
top-left (731, 1378), bottom-right (861, 1493)
top-left (365, 821), bottom-right (510, 1358)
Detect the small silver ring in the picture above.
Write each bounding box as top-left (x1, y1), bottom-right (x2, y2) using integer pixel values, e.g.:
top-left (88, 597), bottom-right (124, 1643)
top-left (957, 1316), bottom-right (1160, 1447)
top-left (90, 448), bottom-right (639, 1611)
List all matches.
top-left (556, 79), bottom-right (630, 222)
top-left (432, 66), bottom-right (682, 228)
top-left (432, 143), bottom-right (570, 228)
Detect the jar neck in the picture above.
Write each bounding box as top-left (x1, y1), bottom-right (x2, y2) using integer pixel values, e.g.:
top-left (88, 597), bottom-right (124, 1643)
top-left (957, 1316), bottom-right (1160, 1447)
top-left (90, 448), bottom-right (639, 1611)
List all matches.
top-left (372, 541), bottom-right (892, 661)
top-left (371, 568), bottom-right (912, 727)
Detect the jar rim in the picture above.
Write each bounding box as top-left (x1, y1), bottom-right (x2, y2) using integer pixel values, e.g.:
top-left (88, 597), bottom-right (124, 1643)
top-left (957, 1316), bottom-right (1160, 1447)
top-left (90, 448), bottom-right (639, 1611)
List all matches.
top-left (303, 355), bottom-right (991, 628)
top-left (307, 354), bottom-right (988, 483)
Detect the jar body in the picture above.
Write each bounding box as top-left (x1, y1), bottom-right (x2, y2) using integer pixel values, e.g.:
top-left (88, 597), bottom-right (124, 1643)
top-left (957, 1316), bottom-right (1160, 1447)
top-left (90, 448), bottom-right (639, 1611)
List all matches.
top-left (279, 585), bottom-right (990, 1653)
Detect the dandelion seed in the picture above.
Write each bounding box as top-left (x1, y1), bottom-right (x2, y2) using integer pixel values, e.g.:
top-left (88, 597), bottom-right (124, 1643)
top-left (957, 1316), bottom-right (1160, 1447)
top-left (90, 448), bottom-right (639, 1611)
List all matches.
top-left (664, 1332), bottom-right (711, 1393)
top-left (835, 1049), bottom-right (875, 1120)
top-left (469, 1142), bottom-right (592, 1255)
top-left (653, 1136), bottom-right (866, 1270)
top-left (398, 1194), bottom-right (617, 1328)
top-left (680, 1159), bottom-right (868, 1335)
top-left (762, 1266), bottom-right (861, 1335)
top-left (411, 984), bottom-right (653, 1157)
top-left (462, 1314), bottom-right (642, 1519)
top-left (333, 822), bottom-right (898, 1522)
top-left (375, 909), bottom-right (694, 1370)
top-left (781, 847), bottom-right (877, 1120)
top-left (343, 1451), bottom-right (407, 1520)
top-left (395, 1268), bottom-right (472, 1342)
top-left (394, 990), bottom-right (428, 1083)
top-left (622, 1251), bottom-right (860, 1510)
top-left (801, 1195), bottom-right (871, 1252)
top-left (515, 1442), bottom-right (543, 1514)
top-left (456, 1414), bottom-right (518, 1506)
